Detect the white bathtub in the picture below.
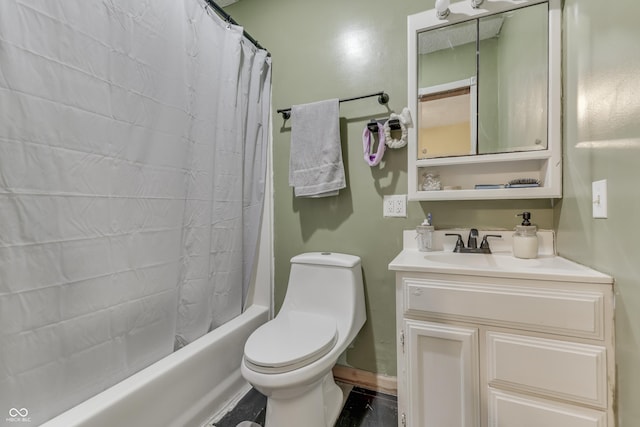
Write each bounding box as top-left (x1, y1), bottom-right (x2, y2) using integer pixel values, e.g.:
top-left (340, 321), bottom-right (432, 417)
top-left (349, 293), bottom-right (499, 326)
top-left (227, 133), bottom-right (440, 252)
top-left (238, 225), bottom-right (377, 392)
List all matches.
top-left (40, 126), bottom-right (274, 427)
top-left (41, 304), bottom-right (269, 427)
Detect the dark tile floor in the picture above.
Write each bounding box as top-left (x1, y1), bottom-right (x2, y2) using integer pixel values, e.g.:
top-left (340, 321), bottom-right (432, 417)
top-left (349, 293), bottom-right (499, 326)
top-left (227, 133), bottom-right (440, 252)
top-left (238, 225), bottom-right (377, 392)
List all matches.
top-left (212, 385), bottom-right (397, 427)
top-left (335, 386), bottom-right (398, 427)
top-left (212, 388), bottom-right (266, 426)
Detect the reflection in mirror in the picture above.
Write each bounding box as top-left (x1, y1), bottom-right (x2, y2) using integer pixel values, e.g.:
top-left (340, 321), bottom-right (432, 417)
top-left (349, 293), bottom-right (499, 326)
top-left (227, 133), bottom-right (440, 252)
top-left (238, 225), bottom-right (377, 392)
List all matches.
top-left (418, 20), bottom-right (477, 88)
top-left (478, 3), bottom-right (549, 154)
top-left (418, 20), bottom-right (476, 159)
top-left (418, 79), bottom-right (476, 159)
top-left (416, 3), bottom-right (550, 158)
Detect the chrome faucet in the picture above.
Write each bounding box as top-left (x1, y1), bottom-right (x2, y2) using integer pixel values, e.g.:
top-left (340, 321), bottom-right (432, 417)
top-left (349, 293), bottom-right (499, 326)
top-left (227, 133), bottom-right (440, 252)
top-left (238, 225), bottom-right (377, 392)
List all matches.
top-left (445, 230), bottom-right (502, 254)
top-left (467, 228), bottom-right (479, 249)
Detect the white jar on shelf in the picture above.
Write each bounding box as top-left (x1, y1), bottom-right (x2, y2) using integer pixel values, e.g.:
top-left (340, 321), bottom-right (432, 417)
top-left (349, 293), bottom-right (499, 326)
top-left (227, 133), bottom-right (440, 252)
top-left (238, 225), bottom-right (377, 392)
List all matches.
top-left (420, 171), bottom-right (441, 191)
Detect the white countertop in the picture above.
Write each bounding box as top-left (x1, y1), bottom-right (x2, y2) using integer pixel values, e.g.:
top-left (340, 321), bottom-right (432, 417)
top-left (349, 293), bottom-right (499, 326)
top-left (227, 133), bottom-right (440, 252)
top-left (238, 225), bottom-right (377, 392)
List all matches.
top-left (389, 230), bottom-right (613, 284)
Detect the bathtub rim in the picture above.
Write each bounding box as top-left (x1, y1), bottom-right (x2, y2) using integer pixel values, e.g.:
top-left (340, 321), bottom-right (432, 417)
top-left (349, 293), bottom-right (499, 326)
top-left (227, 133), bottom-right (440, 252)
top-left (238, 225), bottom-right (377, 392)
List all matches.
top-left (40, 304), bottom-right (269, 427)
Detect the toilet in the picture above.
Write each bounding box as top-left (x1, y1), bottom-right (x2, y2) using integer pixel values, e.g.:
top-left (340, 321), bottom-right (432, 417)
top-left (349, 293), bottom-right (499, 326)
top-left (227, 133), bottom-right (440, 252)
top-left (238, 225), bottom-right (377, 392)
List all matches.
top-left (241, 252), bottom-right (366, 427)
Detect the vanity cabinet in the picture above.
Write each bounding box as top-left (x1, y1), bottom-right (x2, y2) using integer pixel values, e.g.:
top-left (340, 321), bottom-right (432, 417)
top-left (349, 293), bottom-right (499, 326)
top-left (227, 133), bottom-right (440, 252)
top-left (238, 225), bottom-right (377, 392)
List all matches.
top-left (393, 270), bottom-right (615, 427)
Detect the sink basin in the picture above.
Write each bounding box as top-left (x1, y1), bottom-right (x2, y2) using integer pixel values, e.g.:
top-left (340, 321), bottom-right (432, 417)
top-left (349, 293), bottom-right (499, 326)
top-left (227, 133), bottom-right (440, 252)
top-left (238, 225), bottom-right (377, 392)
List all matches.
top-left (422, 252), bottom-right (544, 269)
top-left (421, 252), bottom-right (595, 273)
top-left (388, 249), bottom-right (612, 283)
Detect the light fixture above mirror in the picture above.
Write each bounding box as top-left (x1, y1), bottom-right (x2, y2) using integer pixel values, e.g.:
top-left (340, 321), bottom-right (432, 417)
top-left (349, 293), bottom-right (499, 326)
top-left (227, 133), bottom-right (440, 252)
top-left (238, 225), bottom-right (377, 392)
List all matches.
top-left (435, 0), bottom-right (450, 19)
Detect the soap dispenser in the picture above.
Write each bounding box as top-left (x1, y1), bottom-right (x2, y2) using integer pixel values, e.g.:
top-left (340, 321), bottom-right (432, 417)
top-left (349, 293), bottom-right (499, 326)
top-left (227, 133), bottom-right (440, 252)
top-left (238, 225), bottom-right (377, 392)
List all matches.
top-left (513, 212), bottom-right (538, 259)
top-left (416, 213), bottom-right (435, 252)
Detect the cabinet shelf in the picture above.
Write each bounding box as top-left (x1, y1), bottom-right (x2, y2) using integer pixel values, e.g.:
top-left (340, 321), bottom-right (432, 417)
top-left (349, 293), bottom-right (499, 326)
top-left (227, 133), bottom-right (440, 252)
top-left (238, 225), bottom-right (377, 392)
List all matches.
top-left (409, 139), bottom-right (562, 202)
top-left (411, 155), bottom-right (561, 201)
top-left (412, 186), bottom-right (560, 201)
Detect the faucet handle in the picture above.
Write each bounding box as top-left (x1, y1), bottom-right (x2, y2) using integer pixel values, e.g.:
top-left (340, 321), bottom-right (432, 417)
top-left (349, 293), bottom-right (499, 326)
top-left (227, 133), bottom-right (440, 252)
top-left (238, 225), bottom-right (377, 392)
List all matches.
top-left (480, 234), bottom-right (503, 250)
top-left (445, 233), bottom-right (465, 253)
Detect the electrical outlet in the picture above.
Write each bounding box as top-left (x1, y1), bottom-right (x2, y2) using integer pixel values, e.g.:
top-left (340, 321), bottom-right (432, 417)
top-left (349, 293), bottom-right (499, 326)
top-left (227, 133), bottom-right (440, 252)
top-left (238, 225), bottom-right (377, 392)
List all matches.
top-left (383, 195), bottom-right (407, 218)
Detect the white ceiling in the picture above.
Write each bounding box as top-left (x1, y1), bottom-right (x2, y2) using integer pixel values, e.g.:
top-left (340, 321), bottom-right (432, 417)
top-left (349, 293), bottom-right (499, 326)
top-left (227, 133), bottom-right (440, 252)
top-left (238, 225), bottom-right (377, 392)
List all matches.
top-left (418, 15), bottom-right (504, 55)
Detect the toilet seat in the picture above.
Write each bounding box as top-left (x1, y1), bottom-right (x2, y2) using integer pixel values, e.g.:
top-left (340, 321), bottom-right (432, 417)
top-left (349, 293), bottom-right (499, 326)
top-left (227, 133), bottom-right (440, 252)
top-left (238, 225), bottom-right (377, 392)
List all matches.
top-left (244, 311), bottom-right (338, 374)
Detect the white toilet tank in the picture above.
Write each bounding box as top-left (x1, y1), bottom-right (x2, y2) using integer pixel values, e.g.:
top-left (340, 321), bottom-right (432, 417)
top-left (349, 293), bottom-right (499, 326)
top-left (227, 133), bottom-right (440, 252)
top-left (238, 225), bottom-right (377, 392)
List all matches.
top-left (280, 252), bottom-right (366, 342)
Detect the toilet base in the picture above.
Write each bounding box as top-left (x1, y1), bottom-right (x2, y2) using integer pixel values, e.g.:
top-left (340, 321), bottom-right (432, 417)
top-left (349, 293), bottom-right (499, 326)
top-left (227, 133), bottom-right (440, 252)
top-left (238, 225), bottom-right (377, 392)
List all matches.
top-left (263, 372), bottom-right (343, 427)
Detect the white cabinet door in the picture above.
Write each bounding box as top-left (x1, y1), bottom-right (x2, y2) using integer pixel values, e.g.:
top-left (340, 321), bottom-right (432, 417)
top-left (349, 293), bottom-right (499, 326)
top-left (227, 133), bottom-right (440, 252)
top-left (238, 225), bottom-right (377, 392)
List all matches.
top-left (488, 388), bottom-right (607, 427)
top-left (404, 320), bottom-right (480, 427)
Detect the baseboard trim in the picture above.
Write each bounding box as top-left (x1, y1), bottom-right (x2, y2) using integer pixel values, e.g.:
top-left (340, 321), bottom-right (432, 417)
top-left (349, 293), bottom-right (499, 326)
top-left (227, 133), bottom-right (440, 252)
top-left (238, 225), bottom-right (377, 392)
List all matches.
top-left (332, 365), bottom-right (397, 396)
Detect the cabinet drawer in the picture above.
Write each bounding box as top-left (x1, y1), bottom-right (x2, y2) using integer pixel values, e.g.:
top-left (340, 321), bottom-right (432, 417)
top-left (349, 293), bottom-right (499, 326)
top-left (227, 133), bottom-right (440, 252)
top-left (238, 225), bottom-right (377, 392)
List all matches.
top-left (488, 388), bottom-right (606, 427)
top-left (404, 278), bottom-right (605, 338)
top-left (487, 332), bottom-right (607, 408)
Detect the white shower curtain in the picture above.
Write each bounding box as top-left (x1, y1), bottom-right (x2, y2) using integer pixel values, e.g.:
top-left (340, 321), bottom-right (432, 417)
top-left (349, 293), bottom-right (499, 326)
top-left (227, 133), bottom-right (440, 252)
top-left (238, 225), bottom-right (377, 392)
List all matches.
top-left (0, 0), bottom-right (271, 424)
top-left (177, 4), bottom-right (271, 345)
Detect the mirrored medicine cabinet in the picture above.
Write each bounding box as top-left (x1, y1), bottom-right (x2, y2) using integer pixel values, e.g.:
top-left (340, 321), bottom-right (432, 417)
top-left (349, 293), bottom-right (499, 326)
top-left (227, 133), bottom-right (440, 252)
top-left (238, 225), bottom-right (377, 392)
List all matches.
top-left (407, 0), bottom-right (562, 201)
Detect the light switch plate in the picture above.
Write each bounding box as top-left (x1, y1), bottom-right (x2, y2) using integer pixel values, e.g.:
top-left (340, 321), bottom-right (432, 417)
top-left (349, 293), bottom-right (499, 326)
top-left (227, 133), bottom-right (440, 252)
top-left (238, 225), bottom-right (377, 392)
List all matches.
top-left (383, 195), bottom-right (407, 217)
top-left (592, 179), bottom-right (608, 218)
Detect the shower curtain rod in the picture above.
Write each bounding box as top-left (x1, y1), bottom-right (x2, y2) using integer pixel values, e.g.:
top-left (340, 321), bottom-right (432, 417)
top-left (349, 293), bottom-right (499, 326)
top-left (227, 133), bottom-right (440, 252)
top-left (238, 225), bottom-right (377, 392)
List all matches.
top-left (277, 91), bottom-right (390, 120)
top-left (204, 0), bottom-right (269, 54)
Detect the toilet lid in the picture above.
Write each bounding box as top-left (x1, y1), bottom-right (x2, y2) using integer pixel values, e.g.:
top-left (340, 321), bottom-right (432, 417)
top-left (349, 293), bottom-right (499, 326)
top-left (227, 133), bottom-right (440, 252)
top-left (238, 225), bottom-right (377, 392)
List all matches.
top-left (244, 311), bottom-right (337, 374)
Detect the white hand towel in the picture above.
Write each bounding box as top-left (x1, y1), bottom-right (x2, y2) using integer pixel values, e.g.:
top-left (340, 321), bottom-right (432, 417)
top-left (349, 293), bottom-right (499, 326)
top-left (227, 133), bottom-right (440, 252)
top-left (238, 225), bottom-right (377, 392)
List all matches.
top-left (289, 99), bottom-right (345, 197)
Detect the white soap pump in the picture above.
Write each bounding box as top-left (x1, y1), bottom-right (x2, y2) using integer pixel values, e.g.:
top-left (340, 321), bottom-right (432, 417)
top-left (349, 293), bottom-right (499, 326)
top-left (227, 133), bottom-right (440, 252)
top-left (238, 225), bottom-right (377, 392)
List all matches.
top-left (416, 213), bottom-right (435, 252)
top-left (512, 212), bottom-right (538, 259)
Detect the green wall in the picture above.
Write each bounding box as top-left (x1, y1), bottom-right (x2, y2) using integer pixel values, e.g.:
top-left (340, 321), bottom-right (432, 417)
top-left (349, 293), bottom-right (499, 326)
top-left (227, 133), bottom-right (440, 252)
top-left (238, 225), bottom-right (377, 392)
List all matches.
top-left (492, 3), bottom-right (548, 154)
top-left (227, 0), bottom-right (552, 377)
top-left (228, 0), bottom-right (640, 423)
top-left (558, 1), bottom-right (640, 425)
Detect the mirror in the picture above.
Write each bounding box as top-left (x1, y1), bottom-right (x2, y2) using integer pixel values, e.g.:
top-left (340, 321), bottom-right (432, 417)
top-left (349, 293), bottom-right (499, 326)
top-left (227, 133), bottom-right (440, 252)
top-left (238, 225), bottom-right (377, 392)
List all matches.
top-left (418, 20), bottom-right (477, 159)
top-left (416, 3), bottom-right (549, 159)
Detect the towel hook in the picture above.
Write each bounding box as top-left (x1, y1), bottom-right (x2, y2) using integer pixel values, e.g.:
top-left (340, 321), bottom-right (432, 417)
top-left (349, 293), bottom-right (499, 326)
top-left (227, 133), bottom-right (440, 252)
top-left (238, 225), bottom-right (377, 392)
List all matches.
top-left (368, 117), bottom-right (400, 132)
